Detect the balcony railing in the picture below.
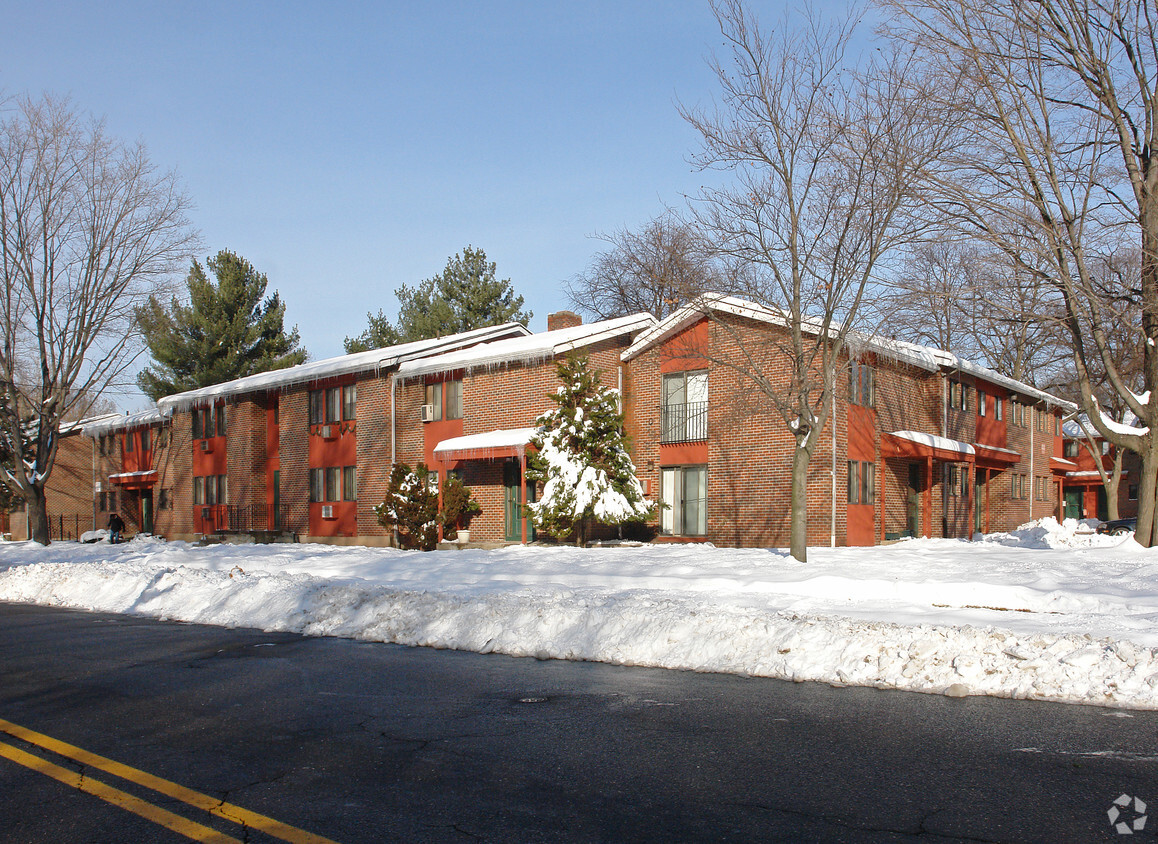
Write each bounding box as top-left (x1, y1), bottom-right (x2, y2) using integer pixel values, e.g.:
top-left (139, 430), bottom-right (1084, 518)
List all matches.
top-left (660, 401), bottom-right (709, 443)
top-left (199, 503), bottom-right (292, 533)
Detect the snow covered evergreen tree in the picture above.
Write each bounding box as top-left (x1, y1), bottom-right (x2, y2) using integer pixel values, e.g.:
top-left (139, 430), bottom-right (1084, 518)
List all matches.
top-left (526, 356), bottom-right (653, 545)
top-left (374, 462), bottom-right (440, 551)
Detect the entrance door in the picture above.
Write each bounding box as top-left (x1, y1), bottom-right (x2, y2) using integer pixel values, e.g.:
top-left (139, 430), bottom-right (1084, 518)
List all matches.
top-left (504, 459), bottom-right (523, 542)
top-left (1063, 489), bottom-right (1082, 520)
top-left (906, 463), bottom-right (921, 537)
top-left (141, 491), bottom-right (153, 534)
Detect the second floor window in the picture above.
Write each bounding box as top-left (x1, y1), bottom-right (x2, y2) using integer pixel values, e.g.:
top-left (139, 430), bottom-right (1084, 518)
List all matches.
top-left (425, 382), bottom-right (443, 421)
top-left (661, 370), bottom-right (708, 443)
top-left (309, 387), bottom-right (349, 426)
top-left (849, 361), bottom-right (874, 407)
top-left (446, 380), bottom-right (463, 420)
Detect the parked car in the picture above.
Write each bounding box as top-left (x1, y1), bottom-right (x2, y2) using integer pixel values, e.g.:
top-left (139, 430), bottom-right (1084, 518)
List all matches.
top-left (1097, 517), bottom-right (1137, 536)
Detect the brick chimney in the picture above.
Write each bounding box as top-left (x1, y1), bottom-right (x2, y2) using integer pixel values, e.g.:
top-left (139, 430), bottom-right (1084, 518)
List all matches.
top-left (547, 310), bottom-right (582, 331)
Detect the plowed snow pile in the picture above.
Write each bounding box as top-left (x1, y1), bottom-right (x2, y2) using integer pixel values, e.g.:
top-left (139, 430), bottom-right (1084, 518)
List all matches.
top-left (3, 518), bottom-right (1157, 708)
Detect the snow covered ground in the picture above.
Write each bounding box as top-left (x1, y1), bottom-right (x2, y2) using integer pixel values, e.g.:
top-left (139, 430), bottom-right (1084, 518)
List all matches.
top-left (2, 518), bottom-right (1158, 709)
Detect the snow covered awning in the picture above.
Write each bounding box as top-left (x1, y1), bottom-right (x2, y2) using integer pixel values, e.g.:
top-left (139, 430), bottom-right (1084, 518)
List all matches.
top-left (974, 444), bottom-right (1021, 467)
top-left (108, 470), bottom-right (158, 488)
top-left (433, 428), bottom-right (539, 462)
top-left (883, 431), bottom-right (975, 462)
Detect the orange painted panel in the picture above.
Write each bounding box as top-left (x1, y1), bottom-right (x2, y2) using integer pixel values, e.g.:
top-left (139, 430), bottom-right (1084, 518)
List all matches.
top-left (425, 417), bottom-right (464, 470)
top-left (847, 404), bottom-right (876, 461)
top-left (660, 319), bottom-right (709, 373)
top-left (975, 414), bottom-right (1007, 449)
top-left (847, 503), bottom-right (875, 545)
top-left (308, 422), bottom-right (357, 465)
top-left (309, 501), bottom-right (357, 537)
top-left (660, 441), bottom-right (709, 466)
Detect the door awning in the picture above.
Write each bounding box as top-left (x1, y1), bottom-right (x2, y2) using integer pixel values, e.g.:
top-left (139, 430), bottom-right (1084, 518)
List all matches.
top-left (433, 427), bottom-right (539, 462)
top-left (108, 470), bottom-right (158, 489)
top-left (883, 431), bottom-right (975, 462)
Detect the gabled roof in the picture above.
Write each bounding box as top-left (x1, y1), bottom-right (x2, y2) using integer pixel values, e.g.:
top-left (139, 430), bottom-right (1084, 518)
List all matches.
top-left (156, 322), bottom-right (532, 412)
top-left (395, 312), bottom-right (657, 381)
top-left (623, 294), bottom-right (1075, 412)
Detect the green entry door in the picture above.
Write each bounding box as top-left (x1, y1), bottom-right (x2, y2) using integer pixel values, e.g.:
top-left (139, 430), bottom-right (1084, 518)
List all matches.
top-left (503, 459), bottom-right (536, 542)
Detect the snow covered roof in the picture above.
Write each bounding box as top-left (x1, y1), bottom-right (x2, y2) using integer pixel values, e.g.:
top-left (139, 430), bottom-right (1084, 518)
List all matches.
top-left (887, 430), bottom-right (976, 456)
top-left (433, 427), bottom-right (539, 460)
top-left (623, 294), bottom-right (1075, 412)
top-left (156, 322), bottom-right (532, 412)
top-left (82, 409), bottom-right (168, 436)
top-left (396, 313), bottom-right (657, 381)
top-left (58, 413), bottom-right (122, 436)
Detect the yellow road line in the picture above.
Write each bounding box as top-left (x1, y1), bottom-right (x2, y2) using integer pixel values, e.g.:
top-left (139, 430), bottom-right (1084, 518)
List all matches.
top-left (0, 741), bottom-right (242, 844)
top-left (0, 718), bottom-right (340, 844)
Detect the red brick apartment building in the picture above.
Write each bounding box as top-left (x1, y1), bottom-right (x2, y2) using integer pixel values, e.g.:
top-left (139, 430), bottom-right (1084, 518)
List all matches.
top-left (14, 297), bottom-right (1088, 548)
top-left (1058, 418), bottom-right (1143, 522)
top-left (622, 297), bottom-right (1076, 547)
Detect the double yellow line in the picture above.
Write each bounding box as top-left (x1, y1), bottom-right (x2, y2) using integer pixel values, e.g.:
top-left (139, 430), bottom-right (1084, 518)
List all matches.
top-left (0, 718), bottom-right (339, 844)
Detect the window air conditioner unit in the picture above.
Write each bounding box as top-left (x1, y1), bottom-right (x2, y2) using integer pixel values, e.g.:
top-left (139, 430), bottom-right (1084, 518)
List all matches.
top-left (319, 425), bottom-right (335, 439)
top-left (420, 404), bottom-right (436, 423)
top-left (201, 506), bottom-right (211, 519)
top-left (321, 505), bottom-right (334, 519)
top-left (200, 440), bottom-right (212, 453)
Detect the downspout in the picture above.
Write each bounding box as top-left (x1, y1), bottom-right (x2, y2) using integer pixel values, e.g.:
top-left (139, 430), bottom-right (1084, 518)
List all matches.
top-left (390, 374), bottom-right (397, 467)
top-left (390, 373), bottom-right (399, 548)
top-left (1032, 400), bottom-right (1042, 520)
top-left (830, 382), bottom-right (836, 548)
top-left (618, 364), bottom-right (624, 540)
top-left (91, 434), bottom-right (97, 532)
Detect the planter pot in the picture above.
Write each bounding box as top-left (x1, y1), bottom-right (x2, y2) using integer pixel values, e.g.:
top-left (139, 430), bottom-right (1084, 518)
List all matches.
top-left (456, 529), bottom-right (470, 544)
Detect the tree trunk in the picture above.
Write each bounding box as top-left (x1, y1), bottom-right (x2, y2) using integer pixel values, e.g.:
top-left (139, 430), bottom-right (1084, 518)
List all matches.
top-left (25, 485), bottom-right (50, 546)
top-left (789, 443), bottom-right (810, 562)
top-left (1135, 437), bottom-right (1158, 547)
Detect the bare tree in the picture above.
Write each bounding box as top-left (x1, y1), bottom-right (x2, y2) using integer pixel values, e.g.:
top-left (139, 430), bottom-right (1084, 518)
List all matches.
top-left (876, 241), bottom-right (982, 355)
top-left (681, 1), bottom-right (950, 561)
top-left (882, 0), bottom-right (1158, 543)
top-left (565, 212), bottom-right (719, 321)
top-left (0, 94), bottom-right (195, 544)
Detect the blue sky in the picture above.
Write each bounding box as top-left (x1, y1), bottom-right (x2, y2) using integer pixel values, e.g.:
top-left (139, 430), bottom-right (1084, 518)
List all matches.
top-left (2, 1), bottom-right (851, 406)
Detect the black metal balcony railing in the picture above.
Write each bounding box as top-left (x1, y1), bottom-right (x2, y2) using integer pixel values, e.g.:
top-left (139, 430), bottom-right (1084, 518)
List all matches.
top-left (200, 503), bottom-right (292, 533)
top-left (660, 401), bottom-right (709, 444)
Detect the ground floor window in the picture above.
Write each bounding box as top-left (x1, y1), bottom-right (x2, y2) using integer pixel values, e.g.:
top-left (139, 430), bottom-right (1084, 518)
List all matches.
top-left (310, 466), bottom-right (355, 503)
top-left (660, 465), bottom-right (707, 536)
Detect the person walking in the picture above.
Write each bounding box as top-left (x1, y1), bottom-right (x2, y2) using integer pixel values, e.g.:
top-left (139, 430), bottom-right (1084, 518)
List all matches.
top-left (107, 512), bottom-right (125, 544)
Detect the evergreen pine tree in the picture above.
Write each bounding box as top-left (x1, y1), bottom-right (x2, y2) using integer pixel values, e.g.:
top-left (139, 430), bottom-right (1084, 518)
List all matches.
top-left (375, 462), bottom-right (440, 550)
top-left (525, 356), bottom-right (653, 545)
top-left (343, 246), bottom-right (531, 352)
top-left (136, 250), bottom-right (308, 401)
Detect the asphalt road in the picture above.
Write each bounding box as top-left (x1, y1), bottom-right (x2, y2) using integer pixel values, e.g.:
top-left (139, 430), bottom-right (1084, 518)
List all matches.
top-left (0, 602), bottom-right (1155, 843)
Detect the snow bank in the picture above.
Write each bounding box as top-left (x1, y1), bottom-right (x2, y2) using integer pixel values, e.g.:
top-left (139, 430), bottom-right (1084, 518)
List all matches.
top-left (2, 522), bottom-right (1158, 708)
